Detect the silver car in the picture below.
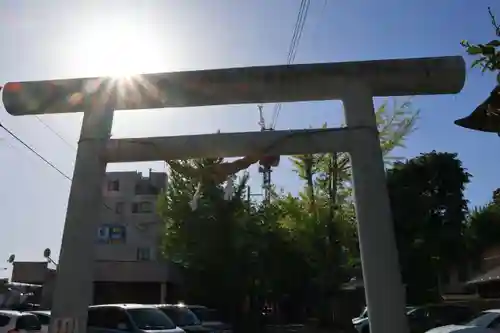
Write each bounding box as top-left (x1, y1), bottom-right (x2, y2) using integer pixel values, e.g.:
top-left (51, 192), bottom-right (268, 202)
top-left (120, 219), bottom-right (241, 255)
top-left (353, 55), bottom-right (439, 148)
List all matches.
top-left (87, 304), bottom-right (185, 333)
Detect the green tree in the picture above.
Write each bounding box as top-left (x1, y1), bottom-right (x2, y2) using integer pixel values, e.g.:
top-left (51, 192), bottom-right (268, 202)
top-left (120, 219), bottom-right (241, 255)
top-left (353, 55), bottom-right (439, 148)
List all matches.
top-left (159, 159), bottom-right (249, 322)
top-left (465, 189), bottom-right (500, 260)
top-left (386, 152), bottom-right (471, 303)
top-left (158, 158), bottom-right (309, 330)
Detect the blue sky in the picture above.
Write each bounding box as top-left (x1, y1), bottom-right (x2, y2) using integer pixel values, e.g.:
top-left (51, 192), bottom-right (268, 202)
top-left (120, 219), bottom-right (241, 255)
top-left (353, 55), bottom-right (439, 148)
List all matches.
top-left (0, 0), bottom-right (498, 276)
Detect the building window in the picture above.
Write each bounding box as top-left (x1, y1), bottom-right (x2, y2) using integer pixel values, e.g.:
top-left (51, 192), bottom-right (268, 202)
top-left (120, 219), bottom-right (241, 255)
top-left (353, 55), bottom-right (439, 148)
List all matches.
top-left (132, 201), bottom-right (153, 213)
top-left (115, 202), bottom-right (124, 214)
top-left (96, 224), bottom-right (126, 244)
top-left (135, 183), bottom-right (160, 195)
top-left (109, 225), bottom-right (127, 244)
top-left (137, 247), bottom-right (151, 261)
top-left (97, 226), bottom-right (110, 243)
top-left (107, 180), bottom-right (120, 192)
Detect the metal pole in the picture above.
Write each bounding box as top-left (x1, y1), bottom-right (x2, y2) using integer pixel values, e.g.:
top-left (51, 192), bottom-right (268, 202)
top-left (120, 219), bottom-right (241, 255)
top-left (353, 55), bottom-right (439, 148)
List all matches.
top-left (343, 82), bottom-right (408, 333)
top-left (47, 257), bottom-right (58, 267)
top-left (49, 107), bottom-right (114, 333)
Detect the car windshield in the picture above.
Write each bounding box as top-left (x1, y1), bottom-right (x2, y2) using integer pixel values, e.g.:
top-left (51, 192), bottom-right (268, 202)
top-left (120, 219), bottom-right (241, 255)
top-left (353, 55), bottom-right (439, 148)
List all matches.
top-left (465, 312), bottom-right (500, 327)
top-left (127, 308), bottom-right (176, 330)
top-left (160, 307), bottom-right (201, 327)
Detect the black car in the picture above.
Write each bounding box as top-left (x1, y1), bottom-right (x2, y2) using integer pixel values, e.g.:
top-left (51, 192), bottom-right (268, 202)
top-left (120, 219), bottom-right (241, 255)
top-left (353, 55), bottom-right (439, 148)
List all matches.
top-left (157, 305), bottom-right (212, 333)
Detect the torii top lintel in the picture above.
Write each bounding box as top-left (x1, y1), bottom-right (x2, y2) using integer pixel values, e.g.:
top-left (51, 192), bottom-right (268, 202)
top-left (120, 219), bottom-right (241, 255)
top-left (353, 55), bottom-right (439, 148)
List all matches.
top-left (2, 56), bottom-right (465, 116)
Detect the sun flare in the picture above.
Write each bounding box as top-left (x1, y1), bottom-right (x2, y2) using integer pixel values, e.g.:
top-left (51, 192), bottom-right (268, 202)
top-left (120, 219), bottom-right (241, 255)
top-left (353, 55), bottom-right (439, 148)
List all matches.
top-left (75, 18), bottom-right (164, 78)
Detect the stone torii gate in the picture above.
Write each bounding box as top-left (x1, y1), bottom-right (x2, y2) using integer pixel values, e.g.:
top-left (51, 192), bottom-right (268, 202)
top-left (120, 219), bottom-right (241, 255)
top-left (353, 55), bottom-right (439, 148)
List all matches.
top-left (2, 56), bottom-right (465, 333)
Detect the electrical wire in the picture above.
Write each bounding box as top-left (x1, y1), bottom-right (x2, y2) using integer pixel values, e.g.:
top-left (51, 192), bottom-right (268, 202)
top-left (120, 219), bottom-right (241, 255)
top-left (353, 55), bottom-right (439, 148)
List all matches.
top-left (272, 0), bottom-right (310, 128)
top-left (0, 121), bottom-right (114, 212)
top-left (34, 116), bottom-right (76, 151)
top-left (0, 122), bottom-right (72, 181)
top-left (270, 0), bottom-right (311, 129)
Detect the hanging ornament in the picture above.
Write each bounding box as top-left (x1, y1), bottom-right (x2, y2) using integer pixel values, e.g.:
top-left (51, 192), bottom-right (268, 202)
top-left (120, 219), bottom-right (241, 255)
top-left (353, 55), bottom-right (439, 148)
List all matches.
top-left (259, 155), bottom-right (280, 168)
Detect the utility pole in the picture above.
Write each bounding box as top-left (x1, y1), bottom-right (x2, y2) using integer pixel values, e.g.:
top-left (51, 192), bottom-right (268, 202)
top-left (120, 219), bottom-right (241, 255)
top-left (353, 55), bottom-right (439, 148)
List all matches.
top-left (259, 166), bottom-right (272, 204)
top-left (257, 105), bottom-right (279, 205)
top-left (246, 186), bottom-right (262, 206)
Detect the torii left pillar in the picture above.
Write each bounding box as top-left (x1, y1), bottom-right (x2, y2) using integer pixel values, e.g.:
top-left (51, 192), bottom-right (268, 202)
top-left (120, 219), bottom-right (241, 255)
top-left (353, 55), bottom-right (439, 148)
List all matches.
top-left (49, 107), bottom-right (114, 333)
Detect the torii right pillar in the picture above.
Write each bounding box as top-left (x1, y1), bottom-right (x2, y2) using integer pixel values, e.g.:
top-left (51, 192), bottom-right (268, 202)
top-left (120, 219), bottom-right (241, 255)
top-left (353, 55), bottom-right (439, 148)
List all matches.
top-left (343, 81), bottom-right (408, 333)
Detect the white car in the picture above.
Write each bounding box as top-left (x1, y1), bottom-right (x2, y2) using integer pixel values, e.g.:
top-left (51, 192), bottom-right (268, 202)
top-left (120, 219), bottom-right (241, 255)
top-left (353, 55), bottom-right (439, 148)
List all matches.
top-left (0, 310), bottom-right (41, 333)
top-left (27, 311), bottom-right (50, 333)
top-left (426, 309), bottom-right (500, 333)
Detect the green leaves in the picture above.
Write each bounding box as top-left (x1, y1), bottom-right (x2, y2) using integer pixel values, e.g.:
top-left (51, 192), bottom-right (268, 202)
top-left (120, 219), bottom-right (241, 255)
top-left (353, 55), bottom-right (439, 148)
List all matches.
top-left (377, 99), bottom-right (420, 161)
top-left (465, 190), bottom-right (500, 259)
top-left (465, 45), bottom-right (483, 55)
top-left (461, 9), bottom-right (500, 74)
top-left (158, 158), bottom-right (315, 324)
top-left (487, 40), bottom-right (500, 47)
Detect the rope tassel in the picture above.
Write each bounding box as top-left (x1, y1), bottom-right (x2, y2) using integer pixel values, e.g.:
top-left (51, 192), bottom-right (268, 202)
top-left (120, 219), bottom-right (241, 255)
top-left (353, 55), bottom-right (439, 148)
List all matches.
top-left (167, 155), bottom-right (261, 211)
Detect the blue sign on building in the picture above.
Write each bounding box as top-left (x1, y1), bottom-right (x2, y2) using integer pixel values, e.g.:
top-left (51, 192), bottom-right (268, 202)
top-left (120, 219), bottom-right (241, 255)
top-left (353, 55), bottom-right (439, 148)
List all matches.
top-left (96, 224), bottom-right (126, 244)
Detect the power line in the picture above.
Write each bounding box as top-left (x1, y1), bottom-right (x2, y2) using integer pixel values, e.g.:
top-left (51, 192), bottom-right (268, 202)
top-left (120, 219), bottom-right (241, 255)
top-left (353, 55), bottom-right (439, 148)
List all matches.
top-left (0, 122), bottom-right (72, 181)
top-left (287, 0), bottom-right (310, 64)
top-left (256, 0), bottom-right (312, 198)
top-left (0, 121), bottom-right (113, 212)
top-left (0, 85), bottom-right (76, 151)
top-left (271, 0), bottom-right (311, 129)
top-left (34, 116), bottom-right (76, 151)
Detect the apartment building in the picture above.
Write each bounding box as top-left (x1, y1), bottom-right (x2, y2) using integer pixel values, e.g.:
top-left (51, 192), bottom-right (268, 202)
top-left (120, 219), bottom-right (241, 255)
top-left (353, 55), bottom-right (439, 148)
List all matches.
top-left (12, 170), bottom-right (182, 307)
top-left (97, 170), bottom-right (167, 263)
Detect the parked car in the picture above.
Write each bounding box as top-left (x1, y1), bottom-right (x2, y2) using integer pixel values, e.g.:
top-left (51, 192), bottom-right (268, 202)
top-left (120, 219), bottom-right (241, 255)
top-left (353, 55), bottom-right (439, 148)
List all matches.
top-left (156, 304), bottom-right (212, 333)
top-left (354, 304), bottom-right (476, 333)
top-left (187, 306), bottom-right (231, 333)
top-left (87, 304), bottom-right (184, 333)
top-left (0, 310), bottom-right (41, 333)
top-left (425, 309), bottom-right (500, 333)
top-left (26, 311), bottom-right (50, 333)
